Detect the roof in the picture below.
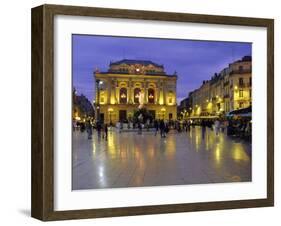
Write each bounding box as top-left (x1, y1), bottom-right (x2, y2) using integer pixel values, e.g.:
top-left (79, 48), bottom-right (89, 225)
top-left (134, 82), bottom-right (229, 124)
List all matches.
top-left (110, 59), bottom-right (164, 68)
top-left (233, 55), bottom-right (252, 64)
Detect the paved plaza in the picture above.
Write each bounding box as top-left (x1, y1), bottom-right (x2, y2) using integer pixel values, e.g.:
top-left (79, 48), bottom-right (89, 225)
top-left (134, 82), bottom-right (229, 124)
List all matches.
top-left (72, 127), bottom-right (251, 190)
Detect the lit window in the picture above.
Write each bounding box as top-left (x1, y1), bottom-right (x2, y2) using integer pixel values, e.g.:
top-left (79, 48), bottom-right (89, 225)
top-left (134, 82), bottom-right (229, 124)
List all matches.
top-left (239, 77), bottom-right (244, 85)
top-left (148, 88), bottom-right (155, 104)
top-left (134, 88), bottom-right (141, 103)
top-left (239, 89), bottom-right (243, 97)
top-left (119, 88), bottom-right (127, 104)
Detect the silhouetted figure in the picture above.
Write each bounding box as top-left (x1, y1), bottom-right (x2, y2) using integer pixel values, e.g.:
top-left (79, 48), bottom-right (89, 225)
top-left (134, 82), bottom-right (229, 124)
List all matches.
top-left (214, 119), bottom-right (220, 136)
top-left (154, 120), bottom-right (159, 136)
top-left (104, 123), bottom-right (108, 140)
top-left (138, 122), bottom-right (142, 134)
top-left (86, 121), bottom-right (92, 139)
top-left (201, 120), bottom-right (206, 140)
top-left (96, 121), bottom-right (102, 138)
top-left (80, 123), bottom-right (86, 133)
top-left (159, 120), bottom-right (165, 138)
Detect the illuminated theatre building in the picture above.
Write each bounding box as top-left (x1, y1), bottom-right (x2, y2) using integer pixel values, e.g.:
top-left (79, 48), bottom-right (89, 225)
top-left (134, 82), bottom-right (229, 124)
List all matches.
top-left (94, 59), bottom-right (177, 124)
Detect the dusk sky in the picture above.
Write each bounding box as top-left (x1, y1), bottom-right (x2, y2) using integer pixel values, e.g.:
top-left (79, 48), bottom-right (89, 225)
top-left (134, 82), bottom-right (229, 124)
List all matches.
top-left (72, 35), bottom-right (251, 104)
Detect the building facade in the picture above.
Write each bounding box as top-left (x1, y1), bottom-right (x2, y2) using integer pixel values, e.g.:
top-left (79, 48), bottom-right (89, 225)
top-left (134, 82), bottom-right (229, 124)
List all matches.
top-left (178, 96), bottom-right (192, 120)
top-left (94, 59), bottom-right (177, 124)
top-left (189, 56), bottom-right (252, 117)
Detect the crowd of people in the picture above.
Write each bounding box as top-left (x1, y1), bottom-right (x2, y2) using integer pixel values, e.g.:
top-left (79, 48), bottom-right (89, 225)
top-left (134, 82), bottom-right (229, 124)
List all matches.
top-left (74, 121), bottom-right (109, 140)
top-left (73, 116), bottom-right (251, 142)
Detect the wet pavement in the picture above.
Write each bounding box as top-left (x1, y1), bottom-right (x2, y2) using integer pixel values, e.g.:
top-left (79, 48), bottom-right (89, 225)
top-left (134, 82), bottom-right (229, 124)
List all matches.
top-left (72, 127), bottom-right (251, 190)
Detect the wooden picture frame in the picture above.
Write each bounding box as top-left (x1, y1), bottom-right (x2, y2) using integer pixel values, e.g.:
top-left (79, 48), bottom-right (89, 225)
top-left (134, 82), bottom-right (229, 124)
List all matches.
top-left (31, 4), bottom-right (274, 221)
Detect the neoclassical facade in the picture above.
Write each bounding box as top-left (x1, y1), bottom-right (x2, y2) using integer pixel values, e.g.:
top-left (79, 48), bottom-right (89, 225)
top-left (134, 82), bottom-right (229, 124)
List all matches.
top-left (94, 59), bottom-right (177, 124)
top-left (189, 56), bottom-right (252, 117)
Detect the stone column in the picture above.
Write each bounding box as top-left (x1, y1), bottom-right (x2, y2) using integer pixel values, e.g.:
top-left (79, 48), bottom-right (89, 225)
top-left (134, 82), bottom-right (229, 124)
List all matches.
top-left (163, 80), bottom-right (166, 105)
top-left (107, 78), bottom-right (111, 104)
top-left (129, 79), bottom-right (133, 104)
top-left (143, 80), bottom-right (147, 104)
top-left (114, 79), bottom-right (118, 104)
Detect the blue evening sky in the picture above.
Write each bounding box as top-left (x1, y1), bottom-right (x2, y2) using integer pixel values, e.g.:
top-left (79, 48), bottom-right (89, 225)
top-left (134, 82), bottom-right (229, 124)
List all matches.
top-left (72, 35), bottom-right (251, 104)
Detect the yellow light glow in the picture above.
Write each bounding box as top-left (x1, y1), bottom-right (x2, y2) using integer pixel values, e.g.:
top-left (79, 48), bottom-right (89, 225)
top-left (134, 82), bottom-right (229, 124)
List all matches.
top-left (110, 96), bottom-right (116, 104)
top-left (159, 96), bottom-right (164, 105)
top-left (232, 145), bottom-right (250, 162)
top-left (215, 145), bottom-right (222, 166)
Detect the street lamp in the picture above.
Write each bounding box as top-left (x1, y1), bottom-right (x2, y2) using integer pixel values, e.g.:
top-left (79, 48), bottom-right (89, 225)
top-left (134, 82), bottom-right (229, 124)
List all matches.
top-left (95, 79), bottom-right (103, 123)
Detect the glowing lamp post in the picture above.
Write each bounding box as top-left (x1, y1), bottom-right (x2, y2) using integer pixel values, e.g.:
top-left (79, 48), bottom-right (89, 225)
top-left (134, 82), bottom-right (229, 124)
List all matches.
top-left (95, 79), bottom-right (103, 122)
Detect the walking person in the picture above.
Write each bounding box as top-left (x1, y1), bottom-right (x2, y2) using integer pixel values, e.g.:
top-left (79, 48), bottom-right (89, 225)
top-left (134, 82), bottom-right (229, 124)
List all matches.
top-left (201, 120), bottom-right (206, 139)
top-left (164, 121), bottom-right (169, 137)
top-left (183, 120), bottom-right (187, 132)
top-left (80, 122), bottom-right (86, 133)
top-left (154, 119), bottom-right (159, 136)
top-left (96, 121), bottom-right (102, 138)
top-left (214, 119), bottom-right (220, 136)
top-left (138, 121), bottom-right (142, 135)
top-left (86, 120), bottom-right (92, 140)
top-left (104, 123), bottom-right (108, 140)
top-left (187, 120), bottom-right (191, 131)
top-left (159, 119), bottom-right (165, 138)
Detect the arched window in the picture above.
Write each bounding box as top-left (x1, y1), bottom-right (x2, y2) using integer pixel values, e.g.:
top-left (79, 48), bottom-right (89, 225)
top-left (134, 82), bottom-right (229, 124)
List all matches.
top-left (119, 88), bottom-right (127, 104)
top-left (148, 88), bottom-right (155, 104)
top-left (168, 91), bottom-right (173, 104)
top-left (134, 88), bottom-right (141, 103)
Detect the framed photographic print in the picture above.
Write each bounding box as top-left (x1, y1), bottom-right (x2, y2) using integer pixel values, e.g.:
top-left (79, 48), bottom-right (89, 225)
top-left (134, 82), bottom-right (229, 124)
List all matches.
top-left (31, 4), bottom-right (274, 221)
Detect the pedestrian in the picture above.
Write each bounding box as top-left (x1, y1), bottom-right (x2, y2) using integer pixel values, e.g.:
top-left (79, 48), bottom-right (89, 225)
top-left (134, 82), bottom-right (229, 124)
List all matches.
top-left (80, 122), bottom-right (86, 133)
top-left (201, 119), bottom-right (206, 139)
top-left (214, 119), bottom-right (220, 136)
top-left (104, 123), bottom-right (108, 140)
top-left (187, 120), bottom-right (191, 131)
top-left (164, 122), bottom-right (169, 137)
top-left (138, 121), bottom-right (142, 134)
top-left (154, 119), bottom-right (159, 136)
top-left (86, 121), bottom-right (92, 140)
top-left (159, 119), bottom-right (165, 138)
top-left (96, 121), bottom-right (102, 138)
top-left (183, 120), bottom-right (187, 132)
top-left (221, 119), bottom-right (227, 133)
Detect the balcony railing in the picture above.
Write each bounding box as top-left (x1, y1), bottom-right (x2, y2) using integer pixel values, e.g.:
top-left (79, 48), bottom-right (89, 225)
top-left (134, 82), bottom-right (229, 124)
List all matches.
top-left (237, 83), bottom-right (251, 88)
top-left (229, 69), bottom-right (252, 75)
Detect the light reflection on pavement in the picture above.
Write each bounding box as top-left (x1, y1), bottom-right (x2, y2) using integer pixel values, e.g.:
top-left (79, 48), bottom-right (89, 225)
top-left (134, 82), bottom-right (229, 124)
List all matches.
top-left (72, 127), bottom-right (251, 190)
